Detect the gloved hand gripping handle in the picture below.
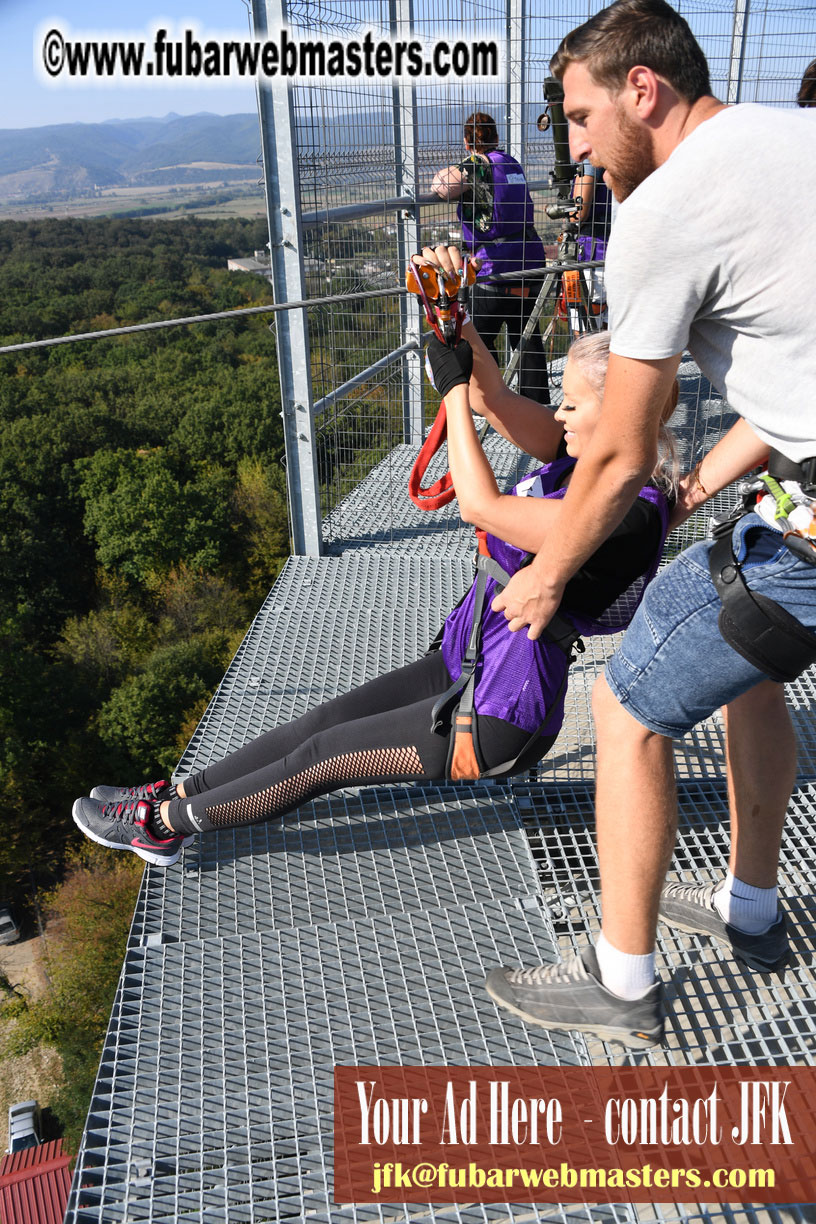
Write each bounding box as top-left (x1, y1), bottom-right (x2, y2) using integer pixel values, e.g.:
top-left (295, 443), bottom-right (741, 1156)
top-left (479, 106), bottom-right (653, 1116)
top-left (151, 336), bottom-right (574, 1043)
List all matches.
top-left (407, 257), bottom-right (477, 511)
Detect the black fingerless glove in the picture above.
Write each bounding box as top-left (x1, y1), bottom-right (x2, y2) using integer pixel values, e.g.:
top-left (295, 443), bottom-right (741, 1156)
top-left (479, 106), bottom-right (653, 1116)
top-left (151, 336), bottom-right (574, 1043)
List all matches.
top-left (425, 336), bottom-right (473, 399)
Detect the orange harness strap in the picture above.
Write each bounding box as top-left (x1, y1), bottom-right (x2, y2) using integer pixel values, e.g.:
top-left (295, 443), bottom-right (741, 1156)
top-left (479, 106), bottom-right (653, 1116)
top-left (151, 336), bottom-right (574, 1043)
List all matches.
top-left (449, 712), bottom-right (481, 780)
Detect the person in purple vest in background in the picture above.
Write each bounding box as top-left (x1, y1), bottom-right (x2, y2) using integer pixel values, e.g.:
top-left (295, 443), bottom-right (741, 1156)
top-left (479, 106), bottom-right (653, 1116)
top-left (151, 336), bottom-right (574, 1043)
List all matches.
top-left (566, 159), bottom-right (613, 333)
top-left (432, 111), bottom-right (551, 405)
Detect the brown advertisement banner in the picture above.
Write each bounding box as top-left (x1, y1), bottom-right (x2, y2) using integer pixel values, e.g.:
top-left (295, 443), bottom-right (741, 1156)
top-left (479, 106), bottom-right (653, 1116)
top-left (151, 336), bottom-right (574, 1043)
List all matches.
top-left (334, 1065), bottom-right (816, 1205)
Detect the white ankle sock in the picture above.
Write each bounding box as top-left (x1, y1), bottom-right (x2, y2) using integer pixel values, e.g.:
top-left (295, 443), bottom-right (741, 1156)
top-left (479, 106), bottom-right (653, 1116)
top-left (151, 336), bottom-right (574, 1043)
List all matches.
top-left (713, 871), bottom-right (778, 934)
top-left (595, 932), bottom-right (656, 1000)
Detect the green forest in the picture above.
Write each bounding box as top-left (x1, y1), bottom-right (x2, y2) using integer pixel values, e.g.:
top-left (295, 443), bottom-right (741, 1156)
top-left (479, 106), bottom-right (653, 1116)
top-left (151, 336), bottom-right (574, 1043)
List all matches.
top-left (0, 216), bottom-right (290, 905)
top-left (0, 214), bottom-right (409, 1146)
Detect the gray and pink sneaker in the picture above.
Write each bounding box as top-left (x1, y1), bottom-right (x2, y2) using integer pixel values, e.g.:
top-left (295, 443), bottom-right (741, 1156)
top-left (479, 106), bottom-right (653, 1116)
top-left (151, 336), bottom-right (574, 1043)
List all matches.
top-left (90, 779), bottom-right (172, 805)
top-left (72, 796), bottom-right (183, 867)
top-left (88, 779), bottom-right (194, 848)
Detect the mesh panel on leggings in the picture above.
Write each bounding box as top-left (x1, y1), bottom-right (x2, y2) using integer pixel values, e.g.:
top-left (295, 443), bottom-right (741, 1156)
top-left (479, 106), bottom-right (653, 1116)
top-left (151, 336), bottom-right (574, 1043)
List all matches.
top-left (203, 746), bottom-right (425, 828)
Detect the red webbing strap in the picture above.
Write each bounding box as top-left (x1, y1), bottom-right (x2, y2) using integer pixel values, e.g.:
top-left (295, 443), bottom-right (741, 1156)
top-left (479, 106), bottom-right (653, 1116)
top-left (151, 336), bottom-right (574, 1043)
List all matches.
top-left (408, 399), bottom-right (457, 510)
top-left (406, 258), bottom-right (475, 511)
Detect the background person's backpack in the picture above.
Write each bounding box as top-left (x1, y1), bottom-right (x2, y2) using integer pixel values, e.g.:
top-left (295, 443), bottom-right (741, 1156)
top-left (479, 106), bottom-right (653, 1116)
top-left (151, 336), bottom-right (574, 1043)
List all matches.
top-left (457, 154), bottom-right (495, 235)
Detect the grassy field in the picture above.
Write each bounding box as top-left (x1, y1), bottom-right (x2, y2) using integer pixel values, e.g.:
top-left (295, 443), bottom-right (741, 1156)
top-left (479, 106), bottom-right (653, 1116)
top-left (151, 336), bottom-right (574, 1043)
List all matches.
top-left (0, 181), bottom-right (267, 223)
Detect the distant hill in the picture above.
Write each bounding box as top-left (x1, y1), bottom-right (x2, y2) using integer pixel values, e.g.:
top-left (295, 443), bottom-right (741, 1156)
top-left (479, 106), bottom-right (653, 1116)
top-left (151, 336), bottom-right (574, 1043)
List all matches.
top-left (0, 112), bottom-right (261, 203)
top-left (0, 105), bottom-right (555, 206)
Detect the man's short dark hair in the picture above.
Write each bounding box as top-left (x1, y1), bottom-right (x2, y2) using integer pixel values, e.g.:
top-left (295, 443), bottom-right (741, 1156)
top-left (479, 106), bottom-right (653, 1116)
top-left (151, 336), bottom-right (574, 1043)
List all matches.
top-left (798, 58), bottom-right (816, 107)
top-left (550, 0), bottom-right (711, 104)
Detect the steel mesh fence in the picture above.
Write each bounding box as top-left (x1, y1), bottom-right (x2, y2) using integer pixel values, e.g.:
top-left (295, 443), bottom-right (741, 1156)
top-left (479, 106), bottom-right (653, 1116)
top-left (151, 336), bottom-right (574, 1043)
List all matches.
top-left (268, 0), bottom-right (816, 551)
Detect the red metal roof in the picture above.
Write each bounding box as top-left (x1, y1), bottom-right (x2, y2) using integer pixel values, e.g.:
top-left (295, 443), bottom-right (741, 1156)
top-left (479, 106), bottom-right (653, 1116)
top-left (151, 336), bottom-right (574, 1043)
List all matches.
top-left (0, 1140), bottom-right (73, 1224)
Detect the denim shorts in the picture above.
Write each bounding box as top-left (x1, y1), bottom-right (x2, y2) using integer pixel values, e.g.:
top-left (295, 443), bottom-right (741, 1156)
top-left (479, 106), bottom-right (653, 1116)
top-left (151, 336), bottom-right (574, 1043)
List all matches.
top-left (605, 513), bottom-right (816, 738)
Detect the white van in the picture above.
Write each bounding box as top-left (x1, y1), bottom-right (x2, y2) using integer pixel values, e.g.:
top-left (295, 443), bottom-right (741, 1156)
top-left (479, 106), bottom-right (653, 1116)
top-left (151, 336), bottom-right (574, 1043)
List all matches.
top-left (7, 1101), bottom-right (41, 1153)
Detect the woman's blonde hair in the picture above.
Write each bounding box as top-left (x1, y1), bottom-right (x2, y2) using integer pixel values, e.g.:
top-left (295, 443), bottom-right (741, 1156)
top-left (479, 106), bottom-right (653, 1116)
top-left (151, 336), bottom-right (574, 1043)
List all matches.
top-left (567, 330), bottom-right (679, 496)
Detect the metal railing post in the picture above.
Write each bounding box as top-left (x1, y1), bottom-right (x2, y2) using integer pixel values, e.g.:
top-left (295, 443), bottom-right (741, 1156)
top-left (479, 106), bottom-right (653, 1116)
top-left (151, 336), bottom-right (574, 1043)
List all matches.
top-left (391, 0), bottom-right (424, 447)
top-left (252, 0), bottom-right (323, 556)
top-left (728, 0), bottom-right (750, 104)
top-left (506, 0), bottom-right (526, 166)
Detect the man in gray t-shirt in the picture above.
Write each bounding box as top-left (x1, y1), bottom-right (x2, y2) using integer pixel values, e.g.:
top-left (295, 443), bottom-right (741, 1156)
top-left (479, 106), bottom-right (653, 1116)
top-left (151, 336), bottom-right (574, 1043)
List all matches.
top-left (486, 0), bottom-right (816, 1048)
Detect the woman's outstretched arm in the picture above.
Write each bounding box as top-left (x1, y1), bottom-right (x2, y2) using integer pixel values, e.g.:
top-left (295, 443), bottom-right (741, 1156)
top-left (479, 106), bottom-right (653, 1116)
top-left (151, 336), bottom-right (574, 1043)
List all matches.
top-left (462, 319), bottom-right (563, 462)
top-left (442, 377), bottom-right (564, 554)
top-left (432, 163), bottom-right (467, 199)
top-left (413, 245), bottom-right (562, 462)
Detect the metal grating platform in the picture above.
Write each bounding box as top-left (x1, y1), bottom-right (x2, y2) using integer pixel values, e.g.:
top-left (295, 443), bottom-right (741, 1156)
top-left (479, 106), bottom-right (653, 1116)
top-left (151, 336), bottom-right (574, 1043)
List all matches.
top-left (70, 902), bottom-right (601, 1224)
top-left (129, 785), bottom-right (541, 944)
top-left (515, 780), bottom-right (816, 1068)
top-left (67, 353), bottom-right (816, 1222)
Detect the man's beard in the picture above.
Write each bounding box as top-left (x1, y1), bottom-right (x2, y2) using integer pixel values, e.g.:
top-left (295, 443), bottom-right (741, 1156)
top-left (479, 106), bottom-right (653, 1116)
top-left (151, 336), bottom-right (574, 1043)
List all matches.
top-left (604, 103), bottom-right (658, 201)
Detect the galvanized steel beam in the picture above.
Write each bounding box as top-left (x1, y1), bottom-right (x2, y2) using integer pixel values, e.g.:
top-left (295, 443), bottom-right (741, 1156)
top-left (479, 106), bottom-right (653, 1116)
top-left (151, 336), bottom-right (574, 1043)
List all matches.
top-left (391, 0), bottom-right (425, 446)
top-left (506, 0), bottom-right (527, 166)
top-left (728, 0), bottom-right (751, 104)
top-left (252, 0), bottom-right (323, 556)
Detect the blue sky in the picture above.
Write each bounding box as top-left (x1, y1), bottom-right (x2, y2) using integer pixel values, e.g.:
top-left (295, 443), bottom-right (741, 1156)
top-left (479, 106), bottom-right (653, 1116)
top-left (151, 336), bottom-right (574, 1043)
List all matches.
top-left (4, 0), bottom-right (813, 130)
top-left (4, 0), bottom-right (259, 129)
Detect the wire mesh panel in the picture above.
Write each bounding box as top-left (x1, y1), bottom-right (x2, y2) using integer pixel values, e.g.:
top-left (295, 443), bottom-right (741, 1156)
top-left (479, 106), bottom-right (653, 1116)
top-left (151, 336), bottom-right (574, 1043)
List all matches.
top-left (272, 0), bottom-right (816, 551)
top-left (278, 0), bottom-right (557, 541)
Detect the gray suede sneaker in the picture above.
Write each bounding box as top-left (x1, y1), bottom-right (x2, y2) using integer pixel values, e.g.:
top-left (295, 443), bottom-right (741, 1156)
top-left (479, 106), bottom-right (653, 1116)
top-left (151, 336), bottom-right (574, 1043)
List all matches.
top-left (485, 945), bottom-right (664, 1050)
top-left (659, 882), bottom-right (789, 972)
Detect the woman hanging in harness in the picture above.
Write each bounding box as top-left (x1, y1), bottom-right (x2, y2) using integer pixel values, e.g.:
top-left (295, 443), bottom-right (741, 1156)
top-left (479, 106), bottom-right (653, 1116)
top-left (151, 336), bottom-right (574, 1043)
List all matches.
top-left (71, 247), bottom-right (678, 868)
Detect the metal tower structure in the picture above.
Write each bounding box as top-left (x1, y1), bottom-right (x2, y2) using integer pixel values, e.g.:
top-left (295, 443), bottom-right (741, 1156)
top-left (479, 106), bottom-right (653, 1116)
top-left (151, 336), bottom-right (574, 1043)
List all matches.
top-left (64, 1), bottom-right (816, 1219)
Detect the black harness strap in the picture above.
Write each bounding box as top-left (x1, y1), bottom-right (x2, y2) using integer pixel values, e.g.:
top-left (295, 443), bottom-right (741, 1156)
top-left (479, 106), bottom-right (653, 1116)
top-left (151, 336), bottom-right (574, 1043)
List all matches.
top-left (709, 530), bottom-right (816, 683)
top-left (432, 562), bottom-right (490, 778)
top-left (768, 447), bottom-right (816, 491)
top-left (430, 562), bottom-right (489, 735)
top-left (432, 552), bottom-right (584, 780)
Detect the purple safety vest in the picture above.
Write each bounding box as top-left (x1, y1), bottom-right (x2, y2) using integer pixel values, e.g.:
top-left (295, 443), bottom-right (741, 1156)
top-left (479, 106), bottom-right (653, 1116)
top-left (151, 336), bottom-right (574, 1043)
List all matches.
top-left (573, 164), bottom-right (612, 263)
top-left (577, 233), bottom-right (608, 263)
top-left (441, 456), bottom-right (669, 735)
top-left (459, 150), bottom-right (547, 279)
